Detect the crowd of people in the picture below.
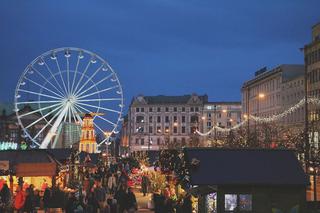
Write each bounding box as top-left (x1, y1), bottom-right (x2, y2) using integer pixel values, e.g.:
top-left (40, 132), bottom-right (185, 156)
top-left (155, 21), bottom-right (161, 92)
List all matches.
top-left (0, 159), bottom-right (139, 213)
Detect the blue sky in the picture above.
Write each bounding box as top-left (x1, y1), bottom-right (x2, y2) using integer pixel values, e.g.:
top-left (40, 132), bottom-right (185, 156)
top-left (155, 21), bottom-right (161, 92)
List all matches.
top-left (0, 0), bottom-right (319, 110)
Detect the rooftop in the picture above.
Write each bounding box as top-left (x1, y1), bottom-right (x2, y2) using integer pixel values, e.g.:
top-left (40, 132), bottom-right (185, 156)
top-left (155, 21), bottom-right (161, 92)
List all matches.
top-left (184, 148), bottom-right (307, 186)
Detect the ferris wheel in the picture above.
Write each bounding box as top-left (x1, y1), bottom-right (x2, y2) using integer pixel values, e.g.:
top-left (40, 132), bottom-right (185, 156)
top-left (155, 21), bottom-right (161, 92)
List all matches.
top-left (14, 47), bottom-right (124, 149)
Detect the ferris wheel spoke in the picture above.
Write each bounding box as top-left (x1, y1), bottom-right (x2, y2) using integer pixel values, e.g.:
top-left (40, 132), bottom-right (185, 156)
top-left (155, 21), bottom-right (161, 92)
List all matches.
top-left (72, 60), bottom-right (91, 95)
top-left (71, 105), bottom-right (84, 124)
top-left (95, 115), bottom-right (117, 127)
top-left (75, 73), bottom-right (113, 98)
top-left (55, 58), bottom-right (69, 95)
top-left (17, 102), bottom-right (62, 118)
top-left (77, 85), bottom-right (120, 100)
top-left (70, 105), bottom-right (79, 124)
top-left (66, 57), bottom-right (70, 95)
top-left (71, 55), bottom-right (81, 96)
top-left (74, 64), bottom-right (103, 97)
top-left (16, 100), bottom-right (62, 105)
top-left (40, 103), bottom-right (70, 148)
top-left (32, 106), bottom-right (65, 141)
top-left (25, 104), bottom-right (63, 129)
top-left (42, 59), bottom-right (66, 96)
top-left (31, 66), bottom-right (65, 97)
top-left (24, 76), bottom-right (64, 99)
top-left (77, 98), bottom-right (122, 102)
top-left (94, 123), bottom-right (106, 135)
top-left (18, 89), bottom-right (63, 100)
top-left (76, 102), bottom-right (121, 114)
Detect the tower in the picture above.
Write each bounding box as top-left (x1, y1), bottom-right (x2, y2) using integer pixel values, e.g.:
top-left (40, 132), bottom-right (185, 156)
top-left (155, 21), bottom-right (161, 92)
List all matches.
top-left (79, 113), bottom-right (97, 153)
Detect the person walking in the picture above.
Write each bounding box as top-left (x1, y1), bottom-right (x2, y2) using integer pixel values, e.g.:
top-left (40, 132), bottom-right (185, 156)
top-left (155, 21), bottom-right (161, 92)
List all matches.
top-left (23, 188), bottom-right (34, 213)
top-left (14, 186), bottom-right (25, 212)
top-left (107, 173), bottom-right (117, 195)
top-left (141, 174), bottom-right (149, 196)
top-left (126, 187), bottom-right (137, 213)
top-left (181, 194), bottom-right (193, 213)
top-left (0, 183), bottom-right (11, 212)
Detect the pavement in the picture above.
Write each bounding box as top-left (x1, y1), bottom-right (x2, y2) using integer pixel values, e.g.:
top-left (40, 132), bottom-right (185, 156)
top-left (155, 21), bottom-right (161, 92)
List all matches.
top-left (133, 187), bottom-right (153, 213)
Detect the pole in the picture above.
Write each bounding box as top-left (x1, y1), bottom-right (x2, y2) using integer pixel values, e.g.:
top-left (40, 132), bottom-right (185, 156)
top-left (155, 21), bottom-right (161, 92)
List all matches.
top-left (304, 55), bottom-right (310, 173)
top-left (214, 105), bottom-right (217, 146)
top-left (314, 171), bottom-right (317, 201)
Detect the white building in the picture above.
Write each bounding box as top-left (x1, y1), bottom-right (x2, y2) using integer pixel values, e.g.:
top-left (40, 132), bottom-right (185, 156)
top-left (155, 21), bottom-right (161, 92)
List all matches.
top-left (127, 94), bottom-right (208, 152)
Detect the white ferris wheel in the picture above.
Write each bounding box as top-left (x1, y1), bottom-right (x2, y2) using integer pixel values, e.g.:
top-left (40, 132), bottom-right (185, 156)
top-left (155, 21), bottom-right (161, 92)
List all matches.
top-left (14, 47), bottom-right (124, 149)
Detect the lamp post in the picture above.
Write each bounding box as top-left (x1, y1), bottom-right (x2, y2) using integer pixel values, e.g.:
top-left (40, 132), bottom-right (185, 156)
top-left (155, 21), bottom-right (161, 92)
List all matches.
top-left (255, 93), bottom-right (265, 145)
top-left (309, 166), bottom-right (318, 201)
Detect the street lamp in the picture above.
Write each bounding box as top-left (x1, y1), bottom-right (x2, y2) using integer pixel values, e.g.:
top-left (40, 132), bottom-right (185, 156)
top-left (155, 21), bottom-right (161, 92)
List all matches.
top-left (309, 166), bottom-right (318, 201)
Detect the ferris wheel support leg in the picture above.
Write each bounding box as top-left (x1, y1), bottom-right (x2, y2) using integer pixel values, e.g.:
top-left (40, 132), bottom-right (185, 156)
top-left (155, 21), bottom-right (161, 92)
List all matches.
top-left (40, 103), bottom-right (70, 149)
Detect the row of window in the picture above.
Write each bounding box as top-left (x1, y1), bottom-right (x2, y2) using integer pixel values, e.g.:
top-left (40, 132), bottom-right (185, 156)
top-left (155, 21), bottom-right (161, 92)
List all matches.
top-left (136, 115), bottom-right (198, 123)
top-left (306, 48), bottom-right (320, 65)
top-left (135, 106), bottom-right (200, 113)
top-left (135, 137), bottom-right (188, 145)
top-left (136, 126), bottom-right (196, 134)
top-left (308, 68), bottom-right (320, 84)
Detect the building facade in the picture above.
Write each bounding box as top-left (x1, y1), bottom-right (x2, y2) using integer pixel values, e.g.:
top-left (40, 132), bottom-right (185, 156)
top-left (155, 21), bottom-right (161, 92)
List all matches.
top-left (241, 65), bottom-right (305, 130)
top-left (127, 94), bottom-right (208, 152)
top-left (202, 102), bottom-right (242, 146)
top-left (304, 23), bottom-right (320, 149)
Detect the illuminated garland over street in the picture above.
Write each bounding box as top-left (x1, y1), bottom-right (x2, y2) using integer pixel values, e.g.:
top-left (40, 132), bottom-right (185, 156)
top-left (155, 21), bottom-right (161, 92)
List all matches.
top-left (196, 97), bottom-right (320, 136)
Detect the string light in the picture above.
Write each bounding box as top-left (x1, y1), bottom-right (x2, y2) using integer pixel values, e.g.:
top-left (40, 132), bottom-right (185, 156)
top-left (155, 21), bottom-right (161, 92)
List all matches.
top-left (196, 97), bottom-right (320, 136)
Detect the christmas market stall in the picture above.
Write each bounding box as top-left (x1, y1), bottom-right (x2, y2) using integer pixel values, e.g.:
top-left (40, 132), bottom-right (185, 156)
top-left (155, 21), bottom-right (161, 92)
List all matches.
top-left (0, 149), bottom-right (57, 193)
top-left (184, 148), bottom-right (308, 213)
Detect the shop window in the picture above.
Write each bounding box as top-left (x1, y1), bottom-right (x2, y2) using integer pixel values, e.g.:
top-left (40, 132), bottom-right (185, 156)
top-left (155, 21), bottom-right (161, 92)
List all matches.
top-left (136, 116), bottom-right (144, 123)
top-left (225, 194), bottom-right (237, 211)
top-left (239, 194), bottom-right (252, 211)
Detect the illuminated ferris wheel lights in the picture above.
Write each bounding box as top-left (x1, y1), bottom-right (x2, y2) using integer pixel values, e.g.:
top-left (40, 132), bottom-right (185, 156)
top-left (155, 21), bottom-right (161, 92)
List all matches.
top-left (15, 47), bottom-right (124, 148)
top-left (64, 49), bottom-right (71, 58)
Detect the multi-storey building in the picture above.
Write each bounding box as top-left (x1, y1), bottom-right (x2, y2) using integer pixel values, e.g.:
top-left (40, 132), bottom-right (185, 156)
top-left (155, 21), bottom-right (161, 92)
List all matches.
top-left (0, 104), bottom-right (47, 144)
top-left (202, 102), bottom-right (242, 146)
top-left (127, 94), bottom-right (208, 152)
top-left (304, 22), bottom-right (320, 148)
top-left (241, 65), bottom-right (305, 129)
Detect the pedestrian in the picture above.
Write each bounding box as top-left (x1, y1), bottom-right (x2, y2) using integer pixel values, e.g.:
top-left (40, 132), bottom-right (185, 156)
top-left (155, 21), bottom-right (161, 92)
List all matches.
top-left (181, 194), bottom-right (192, 213)
top-left (107, 173), bottom-right (117, 195)
top-left (0, 183), bottom-right (11, 212)
top-left (33, 189), bottom-right (41, 210)
top-left (93, 178), bottom-right (108, 212)
top-left (24, 188), bottom-right (34, 213)
top-left (43, 187), bottom-right (51, 212)
top-left (14, 186), bottom-right (25, 212)
top-left (126, 187), bottom-right (137, 213)
top-left (141, 174), bottom-right (149, 196)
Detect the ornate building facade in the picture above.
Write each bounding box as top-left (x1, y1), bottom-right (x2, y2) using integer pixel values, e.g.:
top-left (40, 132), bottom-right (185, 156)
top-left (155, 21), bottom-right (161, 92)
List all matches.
top-left (126, 94), bottom-right (208, 152)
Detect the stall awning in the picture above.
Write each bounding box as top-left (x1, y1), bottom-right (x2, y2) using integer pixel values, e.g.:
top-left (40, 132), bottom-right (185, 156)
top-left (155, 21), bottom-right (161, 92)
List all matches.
top-left (16, 163), bottom-right (56, 177)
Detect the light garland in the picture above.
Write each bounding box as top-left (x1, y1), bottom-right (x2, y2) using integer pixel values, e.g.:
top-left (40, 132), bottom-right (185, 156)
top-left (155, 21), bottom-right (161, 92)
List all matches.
top-left (196, 97), bottom-right (320, 136)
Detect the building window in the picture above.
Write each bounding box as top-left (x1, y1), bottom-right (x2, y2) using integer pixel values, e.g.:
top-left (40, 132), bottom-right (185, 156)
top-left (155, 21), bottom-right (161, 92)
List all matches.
top-left (225, 194), bottom-right (237, 211)
top-left (173, 126), bottom-right (177, 133)
top-left (174, 107), bottom-right (177, 112)
top-left (136, 116), bottom-right (144, 123)
top-left (136, 138), bottom-right (139, 144)
top-left (136, 107), bottom-right (139, 112)
top-left (207, 122), bottom-right (212, 127)
top-left (208, 113), bottom-right (211, 118)
top-left (149, 116), bottom-right (152, 123)
top-left (157, 107), bottom-right (161, 112)
top-left (191, 115), bottom-right (198, 123)
top-left (181, 137), bottom-right (186, 146)
top-left (157, 126), bottom-right (161, 133)
top-left (173, 116), bottom-right (177, 122)
top-left (227, 112), bottom-right (231, 117)
top-left (149, 126), bottom-right (153, 133)
top-left (182, 126), bottom-right (186, 133)
top-left (190, 127), bottom-right (197, 134)
top-left (157, 116), bottom-right (161, 123)
top-left (195, 107), bottom-right (199, 112)
top-left (173, 138), bottom-right (177, 143)
top-left (165, 126), bottom-right (169, 133)
top-left (165, 107), bottom-right (169, 112)
top-left (157, 138), bottom-right (160, 145)
top-left (182, 116), bottom-right (186, 123)
top-left (149, 107), bottom-right (153, 112)
top-left (165, 116), bottom-right (169, 123)
top-left (141, 138), bottom-right (144, 145)
top-left (191, 107), bottom-right (194, 112)
top-left (182, 107), bottom-right (185, 112)
top-left (141, 108), bottom-right (144, 112)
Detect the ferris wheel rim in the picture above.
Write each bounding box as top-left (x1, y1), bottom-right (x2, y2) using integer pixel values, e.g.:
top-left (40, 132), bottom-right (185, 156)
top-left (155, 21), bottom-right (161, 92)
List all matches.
top-left (14, 47), bottom-right (124, 148)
